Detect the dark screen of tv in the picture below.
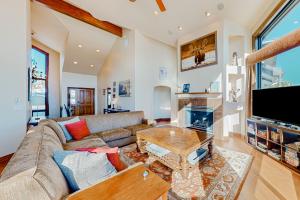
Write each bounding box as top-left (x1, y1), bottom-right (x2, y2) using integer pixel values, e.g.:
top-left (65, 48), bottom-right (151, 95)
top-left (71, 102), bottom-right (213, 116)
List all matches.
top-left (252, 86), bottom-right (300, 126)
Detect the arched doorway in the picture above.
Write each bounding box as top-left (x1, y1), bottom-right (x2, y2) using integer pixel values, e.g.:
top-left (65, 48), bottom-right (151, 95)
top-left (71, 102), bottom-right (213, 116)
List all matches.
top-left (153, 86), bottom-right (171, 122)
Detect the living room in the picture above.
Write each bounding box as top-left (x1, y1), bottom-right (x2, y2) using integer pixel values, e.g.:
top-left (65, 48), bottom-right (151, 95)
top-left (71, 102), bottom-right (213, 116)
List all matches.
top-left (1, 0), bottom-right (300, 199)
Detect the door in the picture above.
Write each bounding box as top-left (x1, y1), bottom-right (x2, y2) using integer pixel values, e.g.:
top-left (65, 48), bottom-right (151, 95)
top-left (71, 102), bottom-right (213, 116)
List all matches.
top-left (68, 87), bottom-right (95, 116)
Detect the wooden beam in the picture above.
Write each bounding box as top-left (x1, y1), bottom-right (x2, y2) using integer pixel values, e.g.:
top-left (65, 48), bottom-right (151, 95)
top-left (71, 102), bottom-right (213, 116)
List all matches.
top-left (35, 0), bottom-right (123, 37)
top-left (156, 0), bottom-right (166, 12)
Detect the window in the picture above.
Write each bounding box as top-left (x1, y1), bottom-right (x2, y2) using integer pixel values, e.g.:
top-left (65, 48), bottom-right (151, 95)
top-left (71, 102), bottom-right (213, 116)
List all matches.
top-left (256, 0), bottom-right (300, 89)
top-left (31, 46), bottom-right (49, 117)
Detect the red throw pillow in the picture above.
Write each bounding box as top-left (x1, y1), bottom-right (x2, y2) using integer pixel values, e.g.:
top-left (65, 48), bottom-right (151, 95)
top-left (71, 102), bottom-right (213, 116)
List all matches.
top-left (76, 147), bottom-right (126, 171)
top-left (65, 119), bottom-right (90, 140)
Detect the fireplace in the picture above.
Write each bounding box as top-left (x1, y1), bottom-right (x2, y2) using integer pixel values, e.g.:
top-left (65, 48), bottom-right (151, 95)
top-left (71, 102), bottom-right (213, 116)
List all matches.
top-left (185, 106), bottom-right (214, 133)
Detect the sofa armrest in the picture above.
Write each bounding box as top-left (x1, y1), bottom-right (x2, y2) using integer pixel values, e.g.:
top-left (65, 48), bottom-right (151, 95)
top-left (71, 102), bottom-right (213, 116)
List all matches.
top-left (142, 119), bottom-right (156, 126)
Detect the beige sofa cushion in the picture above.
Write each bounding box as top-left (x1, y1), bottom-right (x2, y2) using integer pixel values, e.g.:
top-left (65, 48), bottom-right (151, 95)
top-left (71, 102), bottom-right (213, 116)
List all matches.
top-left (0, 126), bottom-right (69, 200)
top-left (124, 124), bottom-right (152, 135)
top-left (40, 119), bottom-right (67, 144)
top-left (63, 138), bottom-right (106, 151)
top-left (82, 111), bottom-right (145, 134)
top-left (96, 128), bottom-right (131, 142)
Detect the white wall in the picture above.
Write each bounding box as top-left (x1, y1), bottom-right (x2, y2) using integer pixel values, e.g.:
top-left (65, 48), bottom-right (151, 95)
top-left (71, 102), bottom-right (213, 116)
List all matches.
top-left (32, 39), bottom-right (61, 118)
top-left (98, 30), bottom-right (177, 120)
top-left (0, 0), bottom-right (31, 157)
top-left (61, 72), bottom-right (98, 116)
top-left (98, 29), bottom-right (136, 113)
top-left (154, 86), bottom-right (171, 119)
top-left (177, 22), bottom-right (224, 93)
top-left (134, 31), bottom-right (177, 120)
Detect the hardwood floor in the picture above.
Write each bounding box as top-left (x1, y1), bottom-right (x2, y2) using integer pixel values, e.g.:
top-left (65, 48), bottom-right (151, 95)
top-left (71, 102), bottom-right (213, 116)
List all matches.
top-left (0, 135), bottom-right (299, 200)
top-left (215, 135), bottom-right (300, 200)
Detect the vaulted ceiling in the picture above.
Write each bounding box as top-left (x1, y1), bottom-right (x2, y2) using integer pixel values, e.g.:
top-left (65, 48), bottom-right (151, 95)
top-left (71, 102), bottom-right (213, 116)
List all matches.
top-left (32, 0), bottom-right (278, 75)
top-left (67, 0), bottom-right (278, 46)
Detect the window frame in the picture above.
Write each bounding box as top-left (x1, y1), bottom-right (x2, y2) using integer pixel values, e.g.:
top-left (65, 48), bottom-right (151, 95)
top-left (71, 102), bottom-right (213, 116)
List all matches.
top-left (256, 0), bottom-right (299, 89)
top-left (31, 45), bottom-right (49, 116)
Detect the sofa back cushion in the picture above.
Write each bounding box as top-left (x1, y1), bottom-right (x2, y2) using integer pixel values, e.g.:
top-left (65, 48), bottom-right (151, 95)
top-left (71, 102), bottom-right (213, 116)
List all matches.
top-left (0, 126), bottom-right (69, 200)
top-left (83, 111), bottom-right (145, 134)
top-left (40, 119), bottom-right (67, 144)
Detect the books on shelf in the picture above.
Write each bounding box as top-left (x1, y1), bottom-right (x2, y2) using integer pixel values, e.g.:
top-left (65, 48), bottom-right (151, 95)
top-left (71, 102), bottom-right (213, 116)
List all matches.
top-left (268, 149), bottom-right (281, 161)
top-left (247, 123), bottom-right (256, 135)
top-left (284, 148), bottom-right (300, 167)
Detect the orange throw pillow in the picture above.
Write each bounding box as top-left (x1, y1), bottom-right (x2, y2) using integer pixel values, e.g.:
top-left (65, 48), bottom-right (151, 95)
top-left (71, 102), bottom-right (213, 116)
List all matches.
top-left (65, 119), bottom-right (90, 140)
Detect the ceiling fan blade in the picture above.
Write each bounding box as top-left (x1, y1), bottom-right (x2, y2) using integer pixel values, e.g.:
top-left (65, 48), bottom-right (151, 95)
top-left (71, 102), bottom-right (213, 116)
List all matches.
top-left (156, 0), bottom-right (166, 12)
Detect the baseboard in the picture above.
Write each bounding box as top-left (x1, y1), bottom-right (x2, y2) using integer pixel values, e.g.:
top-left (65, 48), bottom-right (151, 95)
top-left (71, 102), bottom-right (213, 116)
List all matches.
top-left (0, 153), bottom-right (13, 163)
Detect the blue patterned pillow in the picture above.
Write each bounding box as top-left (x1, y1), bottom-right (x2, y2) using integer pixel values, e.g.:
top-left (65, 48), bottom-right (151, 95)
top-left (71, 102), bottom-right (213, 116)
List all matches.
top-left (57, 117), bottom-right (80, 141)
top-left (53, 151), bottom-right (117, 191)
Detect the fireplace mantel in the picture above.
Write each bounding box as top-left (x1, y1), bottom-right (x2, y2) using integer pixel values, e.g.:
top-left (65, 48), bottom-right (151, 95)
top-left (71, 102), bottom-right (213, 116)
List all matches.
top-left (175, 92), bottom-right (222, 99)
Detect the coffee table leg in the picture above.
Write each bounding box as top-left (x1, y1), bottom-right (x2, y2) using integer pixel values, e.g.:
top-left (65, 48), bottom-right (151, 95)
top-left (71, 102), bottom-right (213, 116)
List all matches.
top-left (179, 156), bottom-right (188, 178)
top-left (136, 136), bottom-right (146, 153)
top-left (208, 140), bottom-right (213, 157)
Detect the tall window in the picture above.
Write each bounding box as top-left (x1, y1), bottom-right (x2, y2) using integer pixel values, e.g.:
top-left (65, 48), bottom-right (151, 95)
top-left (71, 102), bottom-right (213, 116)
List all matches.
top-left (256, 0), bottom-right (300, 89)
top-left (31, 46), bottom-right (49, 116)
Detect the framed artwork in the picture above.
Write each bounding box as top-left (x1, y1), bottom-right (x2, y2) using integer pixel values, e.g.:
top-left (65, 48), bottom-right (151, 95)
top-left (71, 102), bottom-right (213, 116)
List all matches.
top-left (182, 84), bottom-right (190, 93)
top-left (180, 31), bottom-right (217, 72)
top-left (159, 67), bottom-right (168, 81)
top-left (119, 80), bottom-right (130, 97)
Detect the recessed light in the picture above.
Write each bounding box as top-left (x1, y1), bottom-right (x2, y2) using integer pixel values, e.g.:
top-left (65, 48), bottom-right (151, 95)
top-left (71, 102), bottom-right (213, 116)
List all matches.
top-left (154, 11), bottom-right (159, 15)
top-left (90, 64), bottom-right (94, 68)
top-left (178, 26), bottom-right (183, 31)
top-left (205, 11), bottom-right (211, 17)
top-left (73, 61), bottom-right (78, 65)
top-left (293, 20), bottom-right (299, 24)
top-left (78, 44), bottom-right (83, 48)
top-left (96, 49), bottom-right (100, 53)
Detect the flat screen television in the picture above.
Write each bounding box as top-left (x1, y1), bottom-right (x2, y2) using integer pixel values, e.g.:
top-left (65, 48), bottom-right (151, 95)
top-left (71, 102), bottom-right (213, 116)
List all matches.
top-left (252, 86), bottom-right (300, 126)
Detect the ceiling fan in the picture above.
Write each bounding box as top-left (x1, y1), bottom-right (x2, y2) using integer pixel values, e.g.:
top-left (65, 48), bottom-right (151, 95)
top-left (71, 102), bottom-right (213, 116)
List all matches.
top-left (129, 0), bottom-right (166, 12)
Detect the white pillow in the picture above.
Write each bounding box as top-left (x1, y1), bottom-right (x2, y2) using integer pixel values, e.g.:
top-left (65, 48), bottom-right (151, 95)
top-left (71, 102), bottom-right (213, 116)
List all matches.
top-left (53, 151), bottom-right (117, 191)
top-left (57, 117), bottom-right (80, 141)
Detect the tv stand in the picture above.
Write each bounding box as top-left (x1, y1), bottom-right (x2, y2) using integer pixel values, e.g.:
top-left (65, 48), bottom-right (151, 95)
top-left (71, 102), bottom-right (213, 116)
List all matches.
top-left (247, 117), bottom-right (300, 173)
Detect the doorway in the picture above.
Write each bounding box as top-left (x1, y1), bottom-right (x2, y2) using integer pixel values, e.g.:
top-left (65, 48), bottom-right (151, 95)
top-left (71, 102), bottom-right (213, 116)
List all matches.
top-left (68, 87), bottom-right (95, 116)
top-left (153, 86), bottom-right (171, 122)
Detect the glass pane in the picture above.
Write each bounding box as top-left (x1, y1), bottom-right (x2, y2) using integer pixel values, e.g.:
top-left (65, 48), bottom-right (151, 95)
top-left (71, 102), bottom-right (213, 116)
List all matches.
top-left (31, 80), bottom-right (46, 110)
top-left (32, 48), bottom-right (47, 79)
top-left (32, 111), bottom-right (46, 117)
top-left (261, 2), bottom-right (300, 47)
top-left (261, 47), bottom-right (300, 88)
top-left (70, 90), bottom-right (76, 105)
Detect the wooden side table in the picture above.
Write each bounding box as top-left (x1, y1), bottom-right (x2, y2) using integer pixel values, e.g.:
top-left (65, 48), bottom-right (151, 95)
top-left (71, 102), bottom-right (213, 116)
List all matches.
top-left (67, 164), bottom-right (170, 200)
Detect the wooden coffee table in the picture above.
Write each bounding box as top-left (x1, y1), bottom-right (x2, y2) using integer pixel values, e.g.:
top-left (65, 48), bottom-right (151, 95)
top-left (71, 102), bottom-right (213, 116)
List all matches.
top-left (67, 164), bottom-right (170, 200)
top-left (136, 126), bottom-right (214, 178)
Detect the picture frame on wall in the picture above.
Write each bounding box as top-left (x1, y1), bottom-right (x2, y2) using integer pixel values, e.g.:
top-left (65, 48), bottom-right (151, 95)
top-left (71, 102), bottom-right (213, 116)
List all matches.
top-left (180, 31), bottom-right (217, 72)
top-left (119, 80), bottom-right (130, 97)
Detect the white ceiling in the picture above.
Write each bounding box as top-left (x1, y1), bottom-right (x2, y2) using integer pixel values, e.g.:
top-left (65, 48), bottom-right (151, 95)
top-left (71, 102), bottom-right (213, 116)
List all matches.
top-left (67, 0), bottom-right (278, 46)
top-left (31, 2), bottom-right (117, 75)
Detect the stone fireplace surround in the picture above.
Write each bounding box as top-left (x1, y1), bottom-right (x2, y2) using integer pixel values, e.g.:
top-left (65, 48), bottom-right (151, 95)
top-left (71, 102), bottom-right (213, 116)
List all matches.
top-left (177, 93), bottom-right (223, 137)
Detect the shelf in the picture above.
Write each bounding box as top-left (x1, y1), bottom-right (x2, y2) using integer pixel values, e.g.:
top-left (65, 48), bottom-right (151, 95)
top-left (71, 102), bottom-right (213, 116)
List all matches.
top-left (256, 135), bottom-right (267, 140)
top-left (175, 92), bottom-right (222, 95)
top-left (283, 144), bottom-right (300, 152)
top-left (268, 139), bottom-right (281, 146)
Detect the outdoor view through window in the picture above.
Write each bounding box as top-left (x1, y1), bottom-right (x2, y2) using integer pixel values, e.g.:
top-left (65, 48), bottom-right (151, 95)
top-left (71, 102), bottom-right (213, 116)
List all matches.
top-left (258, 1), bottom-right (300, 89)
top-left (31, 47), bottom-right (48, 117)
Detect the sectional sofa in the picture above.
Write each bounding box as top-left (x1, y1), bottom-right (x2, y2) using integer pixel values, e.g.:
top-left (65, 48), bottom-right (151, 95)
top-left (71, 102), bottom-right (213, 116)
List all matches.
top-left (0, 111), bottom-right (152, 200)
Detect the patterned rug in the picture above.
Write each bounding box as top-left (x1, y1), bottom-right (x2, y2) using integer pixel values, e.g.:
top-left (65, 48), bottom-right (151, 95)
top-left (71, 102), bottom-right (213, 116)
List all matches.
top-left (120, 145), bottom-right (253, 200)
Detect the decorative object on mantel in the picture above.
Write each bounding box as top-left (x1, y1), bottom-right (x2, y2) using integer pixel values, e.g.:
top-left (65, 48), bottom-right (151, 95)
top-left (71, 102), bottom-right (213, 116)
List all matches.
top-left (210, 81), bottom-right (220, 92)
top-left (119, 80), bottom-right (130, 97)
top-left (180, 31), bottom-right (217, 72)
top-left (232, 52), bottom-right (238, 66)
top-left (182, 84), bottom-right (190, 93)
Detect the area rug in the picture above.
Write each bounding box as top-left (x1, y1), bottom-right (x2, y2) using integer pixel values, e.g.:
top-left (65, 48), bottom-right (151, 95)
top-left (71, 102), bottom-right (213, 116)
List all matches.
top-left (120, 145), bottom-right (253, 200)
